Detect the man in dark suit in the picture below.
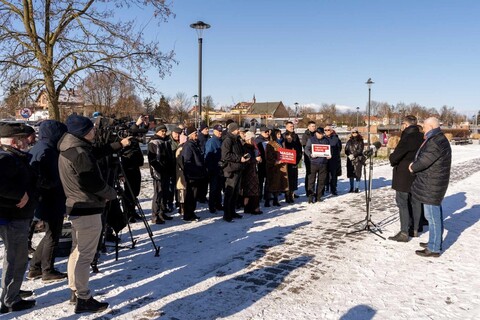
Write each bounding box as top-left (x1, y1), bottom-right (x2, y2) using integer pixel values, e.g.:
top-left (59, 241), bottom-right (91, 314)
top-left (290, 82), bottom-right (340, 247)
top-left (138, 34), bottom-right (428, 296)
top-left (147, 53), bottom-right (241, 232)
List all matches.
top-left (388, 115), bottom-right (424, 242)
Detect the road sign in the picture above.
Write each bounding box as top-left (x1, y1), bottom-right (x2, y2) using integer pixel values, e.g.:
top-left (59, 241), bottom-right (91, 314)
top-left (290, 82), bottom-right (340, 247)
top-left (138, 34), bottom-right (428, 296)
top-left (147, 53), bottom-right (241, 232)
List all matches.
top-left (20, 107), bottom-right (32, 119)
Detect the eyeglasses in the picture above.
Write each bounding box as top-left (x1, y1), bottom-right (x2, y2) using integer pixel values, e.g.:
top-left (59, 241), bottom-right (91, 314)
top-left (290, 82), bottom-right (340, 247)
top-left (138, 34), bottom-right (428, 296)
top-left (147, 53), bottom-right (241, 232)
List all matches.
top-left (351, 132), bottom-right (358, 134)
top-left (324, 129), bottom-right (332, 132)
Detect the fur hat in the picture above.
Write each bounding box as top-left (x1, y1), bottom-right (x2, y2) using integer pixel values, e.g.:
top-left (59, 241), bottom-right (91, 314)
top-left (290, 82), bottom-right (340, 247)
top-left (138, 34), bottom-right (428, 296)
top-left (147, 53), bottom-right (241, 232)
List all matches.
top-left (66, 115), bottom-right (93, 137)
top-left (0, 122), bottom-right (31, 138)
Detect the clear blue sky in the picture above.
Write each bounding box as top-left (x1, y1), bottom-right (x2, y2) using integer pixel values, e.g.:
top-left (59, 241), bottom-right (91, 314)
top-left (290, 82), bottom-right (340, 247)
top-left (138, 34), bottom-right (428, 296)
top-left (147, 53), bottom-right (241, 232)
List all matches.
top-left (137, 0), bottom-right (479, 116)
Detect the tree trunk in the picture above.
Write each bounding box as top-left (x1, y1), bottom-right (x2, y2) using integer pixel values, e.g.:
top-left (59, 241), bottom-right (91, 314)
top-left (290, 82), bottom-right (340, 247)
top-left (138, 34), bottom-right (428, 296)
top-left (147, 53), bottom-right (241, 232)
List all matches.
top-left (44, 79), bottom-right (60, 120)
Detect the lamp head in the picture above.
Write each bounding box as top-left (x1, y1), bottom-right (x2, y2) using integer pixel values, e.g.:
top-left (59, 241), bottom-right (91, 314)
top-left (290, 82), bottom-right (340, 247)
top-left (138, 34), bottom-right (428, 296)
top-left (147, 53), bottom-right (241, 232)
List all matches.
top-left (366, 78), bottom-right (374, 89)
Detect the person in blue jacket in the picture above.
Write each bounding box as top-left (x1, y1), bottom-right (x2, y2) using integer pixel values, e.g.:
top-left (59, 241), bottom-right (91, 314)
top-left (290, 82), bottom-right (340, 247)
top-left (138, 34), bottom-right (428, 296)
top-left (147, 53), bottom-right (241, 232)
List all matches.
top-left (204, 124), bottom-right (224, 213)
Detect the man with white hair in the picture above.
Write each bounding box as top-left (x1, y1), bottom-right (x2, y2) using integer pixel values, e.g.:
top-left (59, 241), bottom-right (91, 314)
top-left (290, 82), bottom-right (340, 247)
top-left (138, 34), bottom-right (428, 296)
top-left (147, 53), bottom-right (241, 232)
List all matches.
top-left (409, 117), bottom-right (451, 257)
top-left (0, 122), bottom-right (37, 313)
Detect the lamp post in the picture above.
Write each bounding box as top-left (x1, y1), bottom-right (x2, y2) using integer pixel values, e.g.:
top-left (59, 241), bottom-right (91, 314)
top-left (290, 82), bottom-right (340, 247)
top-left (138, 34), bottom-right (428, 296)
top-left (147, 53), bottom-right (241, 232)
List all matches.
top-left (294, 102), bottom-right (299, 121)
top-left (366, 78), bottom-right (374, 146)
top-left (190, 21), bottom-right (210, 128)
top-left (356, 106), bottom-right (359, 127)
top-left (193, 94), bottom-right (198, 127)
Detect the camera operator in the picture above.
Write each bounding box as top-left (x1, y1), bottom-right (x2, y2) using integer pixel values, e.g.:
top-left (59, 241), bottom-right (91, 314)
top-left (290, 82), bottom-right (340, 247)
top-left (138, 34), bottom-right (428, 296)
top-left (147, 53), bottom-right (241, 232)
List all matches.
top-left (120, 116), bottom-right (147, 223)
top-left (58, 115), bottom-right (131, 314)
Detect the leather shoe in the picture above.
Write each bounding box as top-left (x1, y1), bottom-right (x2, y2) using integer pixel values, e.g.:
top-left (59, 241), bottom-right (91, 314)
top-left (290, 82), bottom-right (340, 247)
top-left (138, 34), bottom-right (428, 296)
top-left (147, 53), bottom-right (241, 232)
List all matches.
top-left (232, 213), bottom-right (243, 219)
top-left (388, 232), bottom-right (409, 242)
top-left (223, 217), bottom-right (233, 222)
top-left (415, 248), bottom-right (440, 257)
top-left (419, 242), bottom-right (428, 248)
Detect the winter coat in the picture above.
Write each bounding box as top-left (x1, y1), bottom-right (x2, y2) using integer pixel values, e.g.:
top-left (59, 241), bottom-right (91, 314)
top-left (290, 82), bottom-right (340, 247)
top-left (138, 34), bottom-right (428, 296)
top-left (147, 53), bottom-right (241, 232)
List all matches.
top-left (283, 131), bottom-right (303, 164)
top-left (305, 135), bottom-right (329, 166)
top-left (0, 145), bottom-right (37, 220)
top-left (241, 143), bottom-right (260, 196)
top-left (255, 134), bottom-right (269, 176)
top-left (284, 139), bottom-right (301, 191)
top-left (58, 133), bottom-right (118, 216)
top-left (148, 135), bottom-right (175, 180)
top-left (410, 128), bottom-right (451, 205)
top-left (326, 134), bottom-right (342, 170)
top-left (29, 120), bottom-right (67, 221)
top-left (345, 136), bottom-right (365, 179)
top-left (181, 139), bottom-right (207, 180)
top-left (266, 141), bottom-right (289, 193)
top-left (301, 129), bottom-right (315, 147)
top-left (221, 132), bottom-right (245, 178)
top-left (197, 132), bottom-right (210, 152)
top-left (205, 135), bottom-right (222, 174)
top-left (389, 125), bottom-right (424, 192)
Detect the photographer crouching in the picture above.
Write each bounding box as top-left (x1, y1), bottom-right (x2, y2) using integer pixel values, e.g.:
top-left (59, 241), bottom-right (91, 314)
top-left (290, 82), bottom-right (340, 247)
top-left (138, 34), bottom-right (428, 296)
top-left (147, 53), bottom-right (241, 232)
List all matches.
top-left (58, 115), bottom-right (131, 314)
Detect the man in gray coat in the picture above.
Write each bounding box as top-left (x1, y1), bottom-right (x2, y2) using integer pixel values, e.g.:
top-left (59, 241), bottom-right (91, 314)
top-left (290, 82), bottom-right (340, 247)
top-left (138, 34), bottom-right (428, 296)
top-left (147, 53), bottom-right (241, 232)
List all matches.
top-left (409, 117), bottom-right (451, 257)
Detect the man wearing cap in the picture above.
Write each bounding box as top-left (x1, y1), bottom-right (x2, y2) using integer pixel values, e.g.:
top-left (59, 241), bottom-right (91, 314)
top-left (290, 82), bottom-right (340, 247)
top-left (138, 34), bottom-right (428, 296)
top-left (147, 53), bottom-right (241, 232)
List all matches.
top-left (304, 127), bottom-right (331, 203)
top-left (254, 125), bottom-right (270, 206)
top-left (221, 122), bottom-right (249, 222)
top-left (180, 126), bottom-right (207, 221)
top-left (0, 122), bottom-right (37, 313)
top-left (58, 114), bottom-right (130, 313)
top-left (196, 123), bottom-right (210, 203)
top-left (205, 124), bottom-right (224, 213)
top-left (148, 124), bottom-right (175, 224)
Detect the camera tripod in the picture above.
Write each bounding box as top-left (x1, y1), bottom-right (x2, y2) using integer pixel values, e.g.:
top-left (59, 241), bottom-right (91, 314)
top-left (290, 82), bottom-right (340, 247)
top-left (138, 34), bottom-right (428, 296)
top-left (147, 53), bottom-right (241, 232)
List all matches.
top-left (91, 151), bottom-right (160, 272)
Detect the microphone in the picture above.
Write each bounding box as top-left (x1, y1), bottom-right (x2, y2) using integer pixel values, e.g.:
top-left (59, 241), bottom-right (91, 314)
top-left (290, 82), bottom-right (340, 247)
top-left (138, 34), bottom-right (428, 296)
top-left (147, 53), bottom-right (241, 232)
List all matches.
top-left (364, 141), bottom-right (382, 157)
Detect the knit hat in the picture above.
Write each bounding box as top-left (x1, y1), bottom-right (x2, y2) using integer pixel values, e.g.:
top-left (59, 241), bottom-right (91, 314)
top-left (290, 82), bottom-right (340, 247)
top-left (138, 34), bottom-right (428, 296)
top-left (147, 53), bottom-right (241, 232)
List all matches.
top-left (199, 123), bottom-right (208, 131)
top-left (227, 122), bottom-right (239, 133)
top-left (66, 115), bottom-right (94, 137)
top-left (155, 124), bottom-right (167, 132)
top-left (213, 124), bottom-right (223, 132)
top-left (0, 122), bottom-right (31, 137)
top-left (185, 126), bottom-right (197, 136)
top-left (172, 127), bottom-right (183, 134)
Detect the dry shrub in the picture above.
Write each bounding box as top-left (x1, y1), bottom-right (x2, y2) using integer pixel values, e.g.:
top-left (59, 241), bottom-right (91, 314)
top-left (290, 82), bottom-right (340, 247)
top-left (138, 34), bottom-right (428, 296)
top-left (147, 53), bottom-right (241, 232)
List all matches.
top-left (387, 136), bottom-right (400, 148)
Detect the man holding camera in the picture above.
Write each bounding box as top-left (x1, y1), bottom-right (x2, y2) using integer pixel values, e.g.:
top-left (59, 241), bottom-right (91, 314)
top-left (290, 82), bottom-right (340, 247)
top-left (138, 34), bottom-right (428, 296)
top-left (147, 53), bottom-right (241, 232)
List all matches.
top-left (221, 123), bottom-right (249, 222)
top-left (58, 115), bottom-right (130, 313)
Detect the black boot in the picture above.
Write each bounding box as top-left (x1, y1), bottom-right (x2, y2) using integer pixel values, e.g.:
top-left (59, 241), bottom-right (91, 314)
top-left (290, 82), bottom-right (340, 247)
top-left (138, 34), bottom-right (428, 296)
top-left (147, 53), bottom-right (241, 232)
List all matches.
top-left (161, 213), bottom-right (173, 220)
top-left (272, 196), bottom-right (281, 206)
top-left (264, 200), bottom-right (270, 207)
top-left (75, 296), bottom-right (109, 314)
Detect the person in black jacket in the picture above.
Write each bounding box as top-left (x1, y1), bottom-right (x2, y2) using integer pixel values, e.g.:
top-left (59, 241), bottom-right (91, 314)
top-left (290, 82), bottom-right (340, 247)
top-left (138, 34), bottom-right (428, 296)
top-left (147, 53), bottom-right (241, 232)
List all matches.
top-left (301, 121), bottom-right (317, 193)
top-left (196, 123), bottom-right (210, 203)
top-left (409, 117), bottom-right (452, 257)
top-left (58, 115), bottom-right (131, 313)
top-left (0, 122), bottom-right (37, 313)
top-left (388, 115), bottom-right (424, 242)
top-left (324, 125), bottom-right (342, 195)
top-left (221, 123), bottom-right (248, 222)
top-left (204, 124), bottom-right (224, 213)
top-left (180, 126), bottom-right (207, 221)
top-left (148, 125), bottom-right (175, 224)
top-left (344, 128), bottom-right (365, 193)
top-left (27, 120), bottom-right (69, 283)
top-left (283, 122), bottom-right (303, 202)
top-left (304, 127), bottom-right (331, 203)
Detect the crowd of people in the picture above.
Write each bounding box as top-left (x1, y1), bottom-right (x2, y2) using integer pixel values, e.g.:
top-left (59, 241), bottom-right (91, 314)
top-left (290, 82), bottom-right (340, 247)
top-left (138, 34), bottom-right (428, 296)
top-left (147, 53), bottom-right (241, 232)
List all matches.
top-left (0, 114), bottom-right (451, 314)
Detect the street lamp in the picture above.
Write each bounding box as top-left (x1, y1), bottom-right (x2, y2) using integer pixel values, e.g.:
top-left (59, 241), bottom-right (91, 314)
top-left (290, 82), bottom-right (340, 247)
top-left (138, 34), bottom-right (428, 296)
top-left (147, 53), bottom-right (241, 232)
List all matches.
top-left (193, 94), bottom-right (198, 127)
top-left (190, 21), bottom-right (210, 128)
top-left (356, 106), bottom-right (360, 127)
top-left (366, 78), bottom-right (374, 146)
top-left (294, 102), bottom-right (299, 120)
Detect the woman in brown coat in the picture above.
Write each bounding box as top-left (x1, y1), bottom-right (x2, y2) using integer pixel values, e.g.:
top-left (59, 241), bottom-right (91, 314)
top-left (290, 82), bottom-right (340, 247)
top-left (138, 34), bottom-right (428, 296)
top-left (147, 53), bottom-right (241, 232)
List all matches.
top-left (241, 132), bottom-right (263, 214)
top-left (265, 129), bottom-right (289, 206)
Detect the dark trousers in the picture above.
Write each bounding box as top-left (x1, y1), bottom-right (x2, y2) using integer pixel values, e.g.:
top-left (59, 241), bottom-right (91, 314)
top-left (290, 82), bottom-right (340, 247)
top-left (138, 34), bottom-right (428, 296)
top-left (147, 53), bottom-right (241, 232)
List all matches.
top-left (224, 173), bottom-right (242, 220)
top-left (30, 216), bottom-right (64, 274)
top-left (184, 179), bottom-right (200, 220)
top-left (208, 172), bottom-right (224, 211)
top-left (304, 154), bottom-right (311, 192)
top-left (308, 163), bottom-right (328, 199)
top-left (396, 191), bottom-right (422, 233)
top-left (325, 164), bottom-right (339, 193)
top-left (152, 176), bottom-right (172, 216)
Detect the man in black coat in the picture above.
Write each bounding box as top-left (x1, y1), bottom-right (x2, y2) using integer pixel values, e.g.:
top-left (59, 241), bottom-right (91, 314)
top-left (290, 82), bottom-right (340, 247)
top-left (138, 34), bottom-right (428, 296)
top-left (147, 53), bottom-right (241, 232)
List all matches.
top-left (221, 123), bottom-right (248, 222)
top-left (255, 126), bottom-right (270, 205)
top-left (388, 115), bottom-right (424, 242)
top-left (409, 117), bottom-right (452, 257)
top-left (283, 121), bottom-right (303, 202)
top-left (301, 121), bottom-right (317, 193)
top-left (181, 126), bottom-right (207, 221)
top-left (324, 125), bottom-right (342, 195)
top-left (27, 120), bottom-right (69, 283)
top-left (0, 122), bottom-right (37, 313)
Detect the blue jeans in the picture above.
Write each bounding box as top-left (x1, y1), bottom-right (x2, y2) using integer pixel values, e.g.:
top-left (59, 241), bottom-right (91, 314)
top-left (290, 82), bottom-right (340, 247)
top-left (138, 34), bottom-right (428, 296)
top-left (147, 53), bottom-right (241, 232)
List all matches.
top-left (424, 204), bottom-right (444, 253)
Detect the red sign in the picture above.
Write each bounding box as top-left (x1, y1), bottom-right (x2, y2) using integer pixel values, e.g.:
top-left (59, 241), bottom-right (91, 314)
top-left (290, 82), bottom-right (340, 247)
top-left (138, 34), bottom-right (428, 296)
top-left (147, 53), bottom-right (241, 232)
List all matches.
top-left (278, 148), bottom-right (296, 164)
top-left (312, 144), bottom-right (331, 157)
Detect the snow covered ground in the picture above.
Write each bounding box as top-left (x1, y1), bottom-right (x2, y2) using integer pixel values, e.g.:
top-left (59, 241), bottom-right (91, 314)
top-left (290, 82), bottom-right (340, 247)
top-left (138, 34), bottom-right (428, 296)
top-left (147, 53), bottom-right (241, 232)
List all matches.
top-left (1, 144), bottom-right (480, 320)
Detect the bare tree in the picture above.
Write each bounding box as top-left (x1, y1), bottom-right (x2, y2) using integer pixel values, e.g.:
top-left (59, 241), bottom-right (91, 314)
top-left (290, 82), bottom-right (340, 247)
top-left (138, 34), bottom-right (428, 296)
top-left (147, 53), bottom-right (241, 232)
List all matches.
top-left (0, 1), bottom-right (175, 120)
top-left (319, 103), bottom-right (337, 124)
top-left (170, 92), bottom-right (191, 125)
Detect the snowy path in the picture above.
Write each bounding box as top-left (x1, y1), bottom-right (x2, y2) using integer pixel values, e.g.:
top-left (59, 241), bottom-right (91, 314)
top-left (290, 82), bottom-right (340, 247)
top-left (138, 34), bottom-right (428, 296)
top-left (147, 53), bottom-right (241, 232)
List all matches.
top-left (1, 144), bottom-right (479, 319)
